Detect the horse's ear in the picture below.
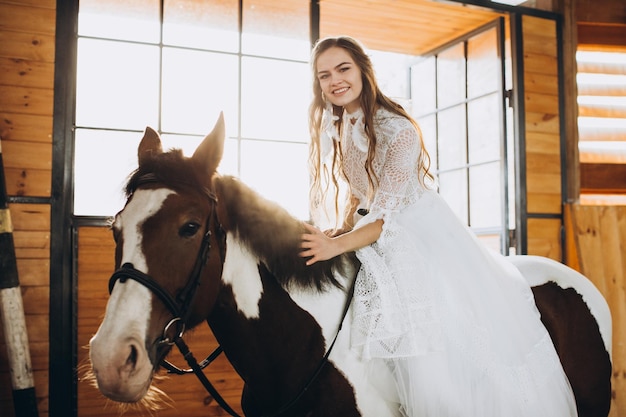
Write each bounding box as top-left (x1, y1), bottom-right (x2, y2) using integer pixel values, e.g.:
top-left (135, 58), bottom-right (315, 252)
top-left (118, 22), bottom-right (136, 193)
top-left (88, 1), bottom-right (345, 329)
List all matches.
top-left (138, 127), bottom-right (163, 166)
top-left (192, 112), bottom-right (225, 174)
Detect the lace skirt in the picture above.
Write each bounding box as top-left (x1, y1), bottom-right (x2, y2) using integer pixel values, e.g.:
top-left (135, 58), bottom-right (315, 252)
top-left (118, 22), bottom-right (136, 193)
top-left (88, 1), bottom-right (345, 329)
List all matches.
top-left (351, 190), bottom-right (577, 416)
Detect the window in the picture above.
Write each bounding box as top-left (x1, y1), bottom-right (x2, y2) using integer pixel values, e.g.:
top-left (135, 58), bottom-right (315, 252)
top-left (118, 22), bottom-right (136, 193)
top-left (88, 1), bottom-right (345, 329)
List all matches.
top-left (577, 49), bottom-right (626, 202)
top-left (411, 22), bottom-right (511, 253)
top-left (74, 0), bottom-right (311, 219)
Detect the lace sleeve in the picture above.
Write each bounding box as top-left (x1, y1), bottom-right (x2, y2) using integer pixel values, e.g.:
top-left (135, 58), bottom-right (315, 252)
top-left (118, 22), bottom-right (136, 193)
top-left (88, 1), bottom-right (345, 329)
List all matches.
top-left (369, 126), bottom-right (423, 218)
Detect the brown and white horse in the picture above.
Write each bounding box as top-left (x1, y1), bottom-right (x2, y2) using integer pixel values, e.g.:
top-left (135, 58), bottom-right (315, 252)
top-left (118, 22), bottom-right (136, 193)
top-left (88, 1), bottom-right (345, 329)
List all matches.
top-left (89, 114), bottom-right (612, 417)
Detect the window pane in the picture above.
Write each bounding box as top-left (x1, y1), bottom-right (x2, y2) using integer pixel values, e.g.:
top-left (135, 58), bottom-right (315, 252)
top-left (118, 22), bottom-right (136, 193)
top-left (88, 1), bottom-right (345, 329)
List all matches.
top-left (437, 105), bottom-right (466, 170)
top-left (411, 56), bottom-right (436, 117)
top-left (467, 27), bottom-right (499, 99)
top-left (161, 48), bottom-right (239, 137)
top-left (74, 129), bottom-right (140, 216)
top-left (76, 39), bottom-right (159, 130)
top-left (438, 169), bottom-right (468, 224)
top-left (240, 140), bottom-right (309, 219)
top-left (468, 93), bottom-right (500, 164)
top-left (241, 57), bottom-right (310, 141)
top-left (242, 0), bottom-right (310, 61)
top-left (78, 0), bottom-right (160, 43)
top-left (469, 162), bottom-right (501, 228)
top-left (370, 50), bottom-right (412, 101)
top-left (437, 44), bottom-right (466, 109)
top-left (163, 0), bottom-right (239, 52)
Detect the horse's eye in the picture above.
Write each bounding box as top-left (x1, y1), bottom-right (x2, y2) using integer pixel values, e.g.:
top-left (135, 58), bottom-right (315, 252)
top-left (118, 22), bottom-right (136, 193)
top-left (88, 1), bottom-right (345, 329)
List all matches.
top-left (179, 222), bottom-right (201, 238)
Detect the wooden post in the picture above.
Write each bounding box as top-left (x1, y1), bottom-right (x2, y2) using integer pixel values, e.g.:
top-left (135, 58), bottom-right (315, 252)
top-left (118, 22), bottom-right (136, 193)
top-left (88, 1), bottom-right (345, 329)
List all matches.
top-left (0, 139), bottom-right (39, 417)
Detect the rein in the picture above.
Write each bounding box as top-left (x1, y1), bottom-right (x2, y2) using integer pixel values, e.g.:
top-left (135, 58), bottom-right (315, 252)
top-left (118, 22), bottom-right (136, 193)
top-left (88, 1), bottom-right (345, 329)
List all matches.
top-left (107, 179), bottom-right (356, 417)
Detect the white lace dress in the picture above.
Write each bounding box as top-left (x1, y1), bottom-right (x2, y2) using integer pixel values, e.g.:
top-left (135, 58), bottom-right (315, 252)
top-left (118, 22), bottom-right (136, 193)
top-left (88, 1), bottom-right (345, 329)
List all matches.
top-left (331, 107), bottom-right (577, 416)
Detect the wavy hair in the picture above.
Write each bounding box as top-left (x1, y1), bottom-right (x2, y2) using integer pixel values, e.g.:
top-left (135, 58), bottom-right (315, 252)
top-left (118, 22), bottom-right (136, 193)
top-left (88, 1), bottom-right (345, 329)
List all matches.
top-left (308, 35), bottom-right (432, 228)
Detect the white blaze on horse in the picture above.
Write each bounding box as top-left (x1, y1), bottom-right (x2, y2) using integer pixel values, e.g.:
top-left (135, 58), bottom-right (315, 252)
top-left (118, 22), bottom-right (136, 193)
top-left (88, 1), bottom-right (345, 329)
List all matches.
top-left (89, 114), bottom-right (613, 417)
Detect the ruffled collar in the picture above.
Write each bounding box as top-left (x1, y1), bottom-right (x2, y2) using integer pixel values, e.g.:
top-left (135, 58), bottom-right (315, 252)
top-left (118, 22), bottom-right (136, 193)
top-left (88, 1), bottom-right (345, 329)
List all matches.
top-left (343, 108), bottom-right (368, 152)
top-left (320, 105), bottom-right (368, 159)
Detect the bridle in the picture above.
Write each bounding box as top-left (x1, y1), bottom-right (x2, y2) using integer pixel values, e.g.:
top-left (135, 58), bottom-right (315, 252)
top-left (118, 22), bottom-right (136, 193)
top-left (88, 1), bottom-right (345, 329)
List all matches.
top-left (108, 178), bottom-right (238, 415)
top-left (107, 178), bottom-right (355, 417)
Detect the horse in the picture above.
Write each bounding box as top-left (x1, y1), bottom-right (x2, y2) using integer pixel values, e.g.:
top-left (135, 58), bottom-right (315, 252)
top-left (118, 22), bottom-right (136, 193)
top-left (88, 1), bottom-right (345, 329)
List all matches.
top-left (89, 114), bottom-right (613, 417)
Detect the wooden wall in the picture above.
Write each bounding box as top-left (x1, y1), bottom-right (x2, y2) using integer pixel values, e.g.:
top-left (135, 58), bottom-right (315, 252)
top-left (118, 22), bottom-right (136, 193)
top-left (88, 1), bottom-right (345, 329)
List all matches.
top-left (0, 1), bottom-right (623, 416)
top-left (0, 0), bottom-right (55, 416)
top-left (519, 15), bottom-right (564, 260)
top-left (567, 204), bottom-right (626, 417)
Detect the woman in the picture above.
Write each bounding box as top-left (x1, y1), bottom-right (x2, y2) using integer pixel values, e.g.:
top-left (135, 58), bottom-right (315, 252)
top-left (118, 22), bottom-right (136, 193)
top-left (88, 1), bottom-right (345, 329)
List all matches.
top-left (300, 35), bottom-right (576, 416)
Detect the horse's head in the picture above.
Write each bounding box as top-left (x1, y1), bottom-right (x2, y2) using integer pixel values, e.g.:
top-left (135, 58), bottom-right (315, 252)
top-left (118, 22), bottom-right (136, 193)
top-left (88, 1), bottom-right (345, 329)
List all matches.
top-left (89, 114), bottom-right (226, 403)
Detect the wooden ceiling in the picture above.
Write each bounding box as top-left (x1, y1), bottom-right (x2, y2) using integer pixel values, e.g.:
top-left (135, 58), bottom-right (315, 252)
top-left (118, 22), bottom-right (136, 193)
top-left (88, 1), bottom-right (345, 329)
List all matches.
top-left (320, 0), bottom-right (505, 56)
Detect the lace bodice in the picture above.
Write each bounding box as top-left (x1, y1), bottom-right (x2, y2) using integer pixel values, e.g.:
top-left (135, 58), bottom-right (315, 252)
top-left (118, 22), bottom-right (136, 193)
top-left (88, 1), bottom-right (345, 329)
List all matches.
top-left (340, 107), bottom-right (424, 220)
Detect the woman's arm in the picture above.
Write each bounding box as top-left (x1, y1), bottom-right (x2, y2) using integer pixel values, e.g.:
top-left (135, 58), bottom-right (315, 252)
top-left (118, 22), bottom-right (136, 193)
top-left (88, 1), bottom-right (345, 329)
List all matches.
top-left (300, 219), bottom-right (383, 266)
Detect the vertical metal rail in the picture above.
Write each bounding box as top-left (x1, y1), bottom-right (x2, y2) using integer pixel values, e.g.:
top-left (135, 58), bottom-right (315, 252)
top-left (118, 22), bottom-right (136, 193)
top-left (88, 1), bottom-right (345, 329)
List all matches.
top-left (0, 139), bottom-right (39, 417)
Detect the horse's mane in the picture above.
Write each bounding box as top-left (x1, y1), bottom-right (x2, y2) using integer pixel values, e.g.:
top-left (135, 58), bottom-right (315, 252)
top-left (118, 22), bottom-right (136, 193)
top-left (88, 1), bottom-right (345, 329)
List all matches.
top-left (215, 175), bottom-right (357, 291)
top-left (125, 148), bottom-right (356, 291)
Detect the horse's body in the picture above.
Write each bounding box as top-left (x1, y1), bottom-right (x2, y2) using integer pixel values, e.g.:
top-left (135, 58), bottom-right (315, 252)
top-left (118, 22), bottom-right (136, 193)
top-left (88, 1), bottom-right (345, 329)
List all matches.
top-left (89, 115), bottom-right (612, 417)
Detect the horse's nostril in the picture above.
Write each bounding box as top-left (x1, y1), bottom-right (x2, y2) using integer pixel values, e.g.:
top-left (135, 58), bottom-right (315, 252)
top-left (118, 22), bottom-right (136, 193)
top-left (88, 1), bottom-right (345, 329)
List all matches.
top-left (126, 344), bottom-right (138, 368)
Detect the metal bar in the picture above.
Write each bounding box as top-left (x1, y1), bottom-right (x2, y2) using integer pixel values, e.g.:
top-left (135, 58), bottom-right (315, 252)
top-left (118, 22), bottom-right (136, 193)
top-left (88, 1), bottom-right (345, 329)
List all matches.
top-left (50, 0), bottom-right (79, 415)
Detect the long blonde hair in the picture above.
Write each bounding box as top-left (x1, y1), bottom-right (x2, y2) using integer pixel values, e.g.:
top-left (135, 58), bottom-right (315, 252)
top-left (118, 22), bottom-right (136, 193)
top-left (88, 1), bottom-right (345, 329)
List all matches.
top-left (308, 36), bottom-right (432, 226)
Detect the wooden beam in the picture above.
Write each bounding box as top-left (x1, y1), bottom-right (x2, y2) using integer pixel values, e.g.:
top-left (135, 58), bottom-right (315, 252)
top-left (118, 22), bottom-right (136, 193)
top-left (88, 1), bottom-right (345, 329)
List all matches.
top-left (580, 162), bottom-right (626, 193)
top-left (577, 23), bottom-right (626, 49)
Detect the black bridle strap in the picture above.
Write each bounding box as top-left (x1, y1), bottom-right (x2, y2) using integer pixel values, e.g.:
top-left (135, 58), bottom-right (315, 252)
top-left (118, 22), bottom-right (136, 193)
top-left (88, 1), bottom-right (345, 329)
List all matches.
top-left (161, 344), bottom-right (223, 375)
top-left (109, 264), bottom-right (182, 317)
top-left (174, 337), bottom-right (242, 417)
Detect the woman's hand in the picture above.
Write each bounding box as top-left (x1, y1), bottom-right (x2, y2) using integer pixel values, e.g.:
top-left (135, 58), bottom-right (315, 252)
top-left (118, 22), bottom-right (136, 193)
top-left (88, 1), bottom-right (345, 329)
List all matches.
top-left (300, 219), bottom-right (384, 266)
top-left (300, 222), bottom-right (343, 265)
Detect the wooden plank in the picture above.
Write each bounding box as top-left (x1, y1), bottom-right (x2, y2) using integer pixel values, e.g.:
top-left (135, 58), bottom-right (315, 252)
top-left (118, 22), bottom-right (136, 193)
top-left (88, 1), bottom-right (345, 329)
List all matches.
top-left (0, 31), bottom-right (55, 63)
top-left (580, 163), bottom-right (626, 193)
top-left (572, 204), bottom-right (626, 417)
top-left (526, 191), bottom-right (562, 214)
top-left (525, 152), bottom-right (561, 175)
top-left (3, 167), bottom-right (51, 197)
top-left (0, 3), bottom-right (56, 35)
top-left (524, 92), bottom-right (560, 114)
top-left (16, 258), bottom-right (49, 286)
top-left (525, 132), bottom-right (561, 154)
top-left (523, 53), bottom-right (558, 76)
top-left (526, 112), bottom-right (561, 135)
top-left (0, 0), bottom-right (55, 9)
top-left (524, 72), bottom-right (559, 95)
top-left (576, 0), bottom-right (626, 26)
top-left (526, 218), bottom-right (561, 260)
top-left (1, 140), bottom-right (51, 170)
top-left (562, 203), bottom-right (580, 271)
top-left (0, 112), bottom-right (52, 143)
top-left (7, 203), bottom-right (50, 231)
top-left (523, 15), bottom-right (557, 36)
top-left (12, 230), bottom-right (50, 259)
top-left (0, 85), bottom-right (54, 116)
top-left (0, 57), bottom-right (55, 89)
top-left (320, 0), bottom-right (502, 55)
top-left (20, 286), bottom-right (49, 315)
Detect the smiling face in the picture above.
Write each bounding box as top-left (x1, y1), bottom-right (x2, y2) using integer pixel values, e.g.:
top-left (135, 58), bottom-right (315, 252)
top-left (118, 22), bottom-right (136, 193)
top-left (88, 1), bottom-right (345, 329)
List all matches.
top-left (316, 46), bottom-right (363, 114)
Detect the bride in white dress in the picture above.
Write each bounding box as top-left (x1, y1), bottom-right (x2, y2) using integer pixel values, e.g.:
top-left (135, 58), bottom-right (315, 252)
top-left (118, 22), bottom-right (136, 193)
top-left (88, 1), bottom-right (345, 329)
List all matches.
top-left (299, 35), bottom-right (577, 416)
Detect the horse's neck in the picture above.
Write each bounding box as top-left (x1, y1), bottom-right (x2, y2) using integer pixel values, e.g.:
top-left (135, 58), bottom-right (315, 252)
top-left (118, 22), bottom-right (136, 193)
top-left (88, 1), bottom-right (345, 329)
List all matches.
top-left (208, 233), bottom-right (348, 393)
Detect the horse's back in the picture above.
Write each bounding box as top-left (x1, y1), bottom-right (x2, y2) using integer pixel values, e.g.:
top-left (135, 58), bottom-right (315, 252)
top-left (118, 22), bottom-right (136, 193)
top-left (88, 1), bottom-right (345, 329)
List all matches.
top-left (508, 254), bottom-right (612, 354)
top-left (508, 255), bottom-right (612, 417)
